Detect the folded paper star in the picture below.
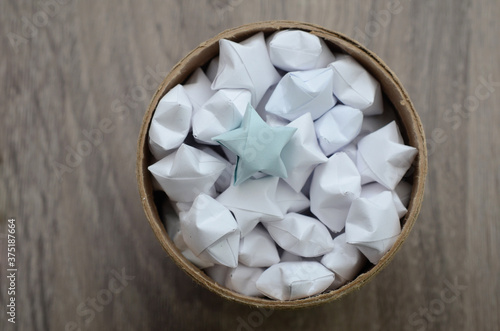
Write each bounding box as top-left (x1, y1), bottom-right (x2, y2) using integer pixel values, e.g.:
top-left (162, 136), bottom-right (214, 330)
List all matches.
top-left (315, 104), bottom-right (364, 156)
top-left (357, 121), bottom-right (418, 190)
top-left (330, 55), bottom-right (384, 116)
top-left (267, 29), bottom-right (336, 71)
top-left (345, 191), bottom-right (401, 264)
top-left (216, 176), bottom-right (284, 236)
top-left (281, 113), bottom-right (328, 192)
top-left (225, 265), bottom-right (264, 297)
top-left (181, 194), bottom-right (240, 268)
top-left (238, 225), bottom-right (280, 267)
top-left (160, 199), bottom-right (215, 269)
top-left (310, 152), bottom-right (362, 232)
top-left (361, 182), bottom-right (409, 218)
top-left (320, 233), bottom-right (367, 289)
top-left (204, 265), bottom-right (229, 284)
top-left (183, 68), bottom-right (215, 115)
top-left (265, 67), bottom-right (337, 121)
top-left (263, 213), bottom-right (334, 258)
top-left (148, 144), bottom-right (226, 202)
top-left (256, 261), bottom-right (335, 300)
top-left (213, 104), bottom-right (296, 185)
top-left (212, 32), bottom-right (281, 106)
top-left (192, 89), bottom-right (252, 145)
top-left (148, 84), bottom-right (193, 160)
top-left (199, 146), bottom-right (234, 193)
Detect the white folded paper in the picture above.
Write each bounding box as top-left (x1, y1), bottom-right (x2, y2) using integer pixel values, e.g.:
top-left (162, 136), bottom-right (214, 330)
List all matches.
top-left (181, 248), bottom-right (215, 269)
top-left (212, 32), bottom-right (281, 106)
top-left (148, 84), bottom-right (193, 159)
top-left (321, 233), bottom-right (367, 286)
top-left (281, 113), bottom-right (328, 192)
top-left (148, 144), bottom-right (227, 203)
top-left (345, 191), bottom-right (401, 264)
top-left (310, 152), bottom-right (362, 232)
top-left (357, 121), bottom-right (418, 190)
top-left (216, 176), bottom-right (284, 236)
top-left (192, 89), bottom-right (252, 144)
top-left (225, 265), bottom-right (264, 297)
top-left (275, 179), bottom-right (310, 215)
top-left (256, 261), bottom-right (335, 300)
top-left (315, 39), bottom-right (337, 69)
top-left (264, 213), bottom-right (334, 257)
top-left (266, 67), bottom-right (337, 121)
top-left (266, 113), bottom-right (290, 127)
top-left (280, 250), bottom-right (303, 263)
top-left (361, 182), bottom-right (409, 218)
top-left (338, 137), bottom-right (360, 163)
top-left (199, 147), bottom-right (233, 193)
top-left (164, 204), bottom-right (208, 272)
top-left (330, 55), bottom-right (384, 116)
top-left (315, 105), bottom-right (364, 156)
top-left (239, 226), bottom-right (280, 267)
top-left (205, 56), bottom-right (219, 82)
top-left (339, 104), bottom-right (398, 162)
top-left (183, 68), bottom-right (215, 115)
top-left (181, 194), bottom-right (240, 268)
top-left (204, 265), bottom-right (229, 284)
top-left (267, 30), bottom-right (335, 71)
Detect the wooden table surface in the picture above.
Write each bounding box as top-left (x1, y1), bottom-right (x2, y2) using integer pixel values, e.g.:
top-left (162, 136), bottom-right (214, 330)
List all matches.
top-left (1, 0), bottom-right (499, 330)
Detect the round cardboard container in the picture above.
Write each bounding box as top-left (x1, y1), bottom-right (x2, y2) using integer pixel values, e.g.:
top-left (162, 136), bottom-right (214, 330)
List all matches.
top-left (137, 20), bottom-right (427, 309)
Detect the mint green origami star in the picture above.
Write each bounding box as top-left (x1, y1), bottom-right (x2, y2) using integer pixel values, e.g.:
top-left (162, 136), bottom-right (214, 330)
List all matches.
top-left (213, 104), bottom-right (297, 185)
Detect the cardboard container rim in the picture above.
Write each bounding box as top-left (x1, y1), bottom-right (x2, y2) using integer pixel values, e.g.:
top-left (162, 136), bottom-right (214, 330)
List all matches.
top-left (136, 20), bottom-right (428, 309)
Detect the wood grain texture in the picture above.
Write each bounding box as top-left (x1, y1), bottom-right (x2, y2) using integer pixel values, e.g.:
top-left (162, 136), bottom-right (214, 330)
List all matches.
top-left (0, 0), bottom-right (498, 330)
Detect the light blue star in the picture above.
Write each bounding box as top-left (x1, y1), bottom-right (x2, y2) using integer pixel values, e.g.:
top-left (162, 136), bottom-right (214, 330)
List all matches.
top-left (213, 104), bottom-right (297, 185)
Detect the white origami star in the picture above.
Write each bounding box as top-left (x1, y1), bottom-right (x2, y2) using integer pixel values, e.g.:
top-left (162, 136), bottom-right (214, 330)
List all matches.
top-left (181, 194), bottom-right (240, 268)
top-left (310, 152), bottom-right (362, 232)
top-left (192, 89), bottom-right (252, 145)
top-left (238, 226), bottom-right (280, 267)
top-left (265, 67), bottom-right (337, 121)
top-left (256, 261), bottom-right (335, 300)
top-left (148, 144), bottom-right (226, 203)
top-left (281, 113), bottom-right (328, 192)
top-left (330, 55), bottom-right (384, 116)
top-left (212, 32), bottom-right (281, 106)
top-left (345, 191), bottom-right (401, 264)
top-left (225, 265), bottom-right (264, 297)
top-left (263, 213), bottom-right (334, 258)
top-left (320, 233), bottom-right (367, 288)
top-left (267, 29), bottom-right (336, 71)
top-left (148, 84), bottom-right (192, 160)
top-left (361, 182), bottom-right (409, 218)
top-left (357, 121), bottom-right (418, 190)
top-left (216, 176), bottom-right (284, 236)
top-left (315, 104), bottom-right (364, 156)
top-left (183, 68), bottom-right (215, 115)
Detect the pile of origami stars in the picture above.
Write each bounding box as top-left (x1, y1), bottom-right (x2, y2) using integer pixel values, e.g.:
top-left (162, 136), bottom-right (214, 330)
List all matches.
top-left (148, 30), bottom-right (417, 300)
